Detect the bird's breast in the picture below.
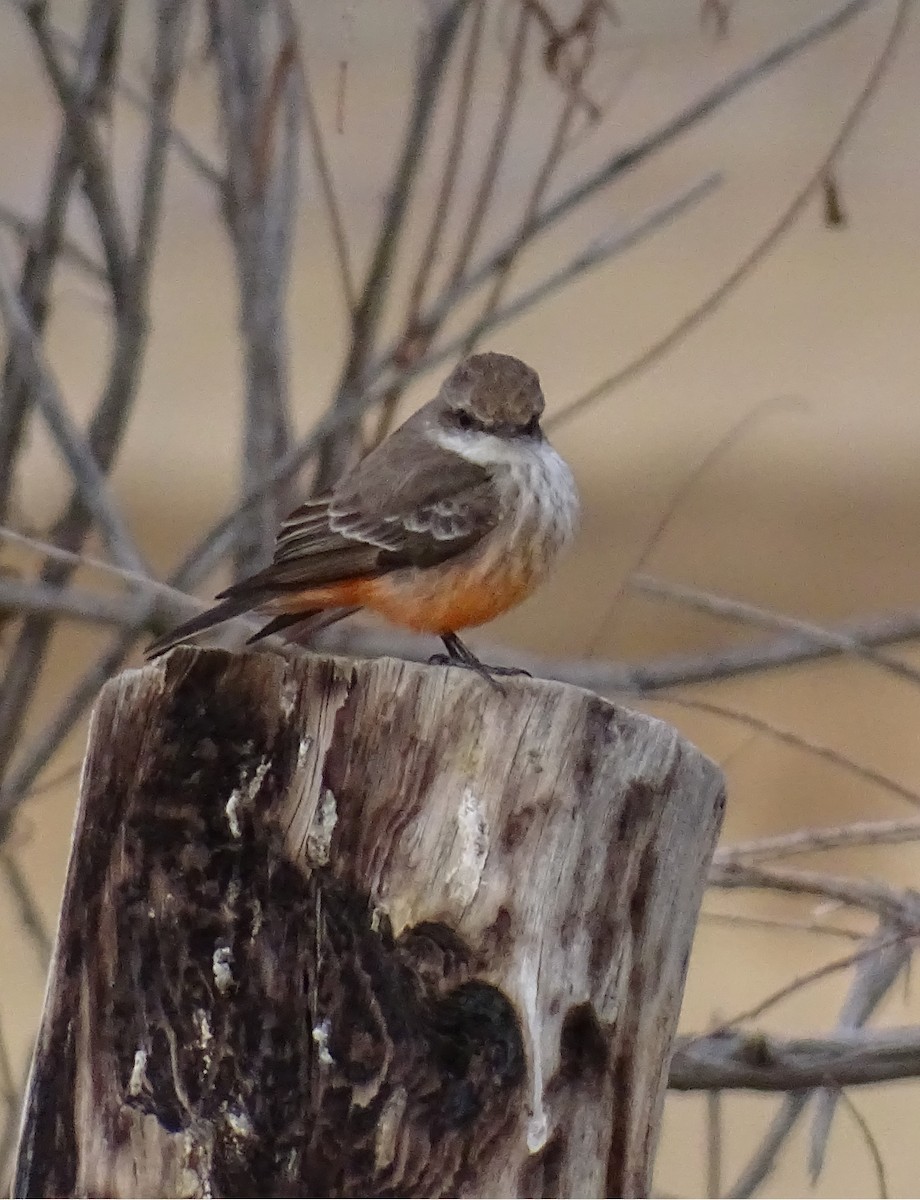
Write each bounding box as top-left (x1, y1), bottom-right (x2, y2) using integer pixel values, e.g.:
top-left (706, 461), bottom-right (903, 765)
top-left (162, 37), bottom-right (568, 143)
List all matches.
top-left (365, 442), bottom-right (579, 633)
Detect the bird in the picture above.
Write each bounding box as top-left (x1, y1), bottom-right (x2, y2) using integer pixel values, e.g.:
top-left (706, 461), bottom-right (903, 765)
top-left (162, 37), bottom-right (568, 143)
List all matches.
top-left (147, 352), bottom-right (580, 677)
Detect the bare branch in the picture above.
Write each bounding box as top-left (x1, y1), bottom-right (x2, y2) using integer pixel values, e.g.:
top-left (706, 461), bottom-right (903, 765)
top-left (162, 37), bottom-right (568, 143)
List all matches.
top-left (24, 0), bottom-right (134, 311)
top-left (444, 0), bottom-right (528, 286)
top-left (706, 1089), bottom-right (722, 1198)
top-left (19, 1), bottom-right (224, 186)
top-left (551, 0), bottom-right (907, 429)
top-left (619, 608), bottom-right (920, 692)
top-left (310, 608), bottom-right (920, 706)
top-left (709, 932), bottom-right (908, 1034)
top-left (654, 695), bottom-right (920, 812)
top-left (292, 36), bottom-right (356, 314)
top-left (0, 2), bottom-right (189, 793)
top-left (0, 241), bottom-right (144, 573)
top-left (371, 2), bottom-right (487, 446)
top-left (209, 0), bottom-right (298, 573)
top-left (0, 575), bottom-right (140, 627)
top-left (837, 1092), bottom-right (889, 1199)
top-left (727, 1093), bottom-right (811, 1198)
top-left (0, 200), bottom-right (105, 282)
top-left (670, 1026), bottom-right (920, 1091)
top-left (314, 0), bottom-right (470, 490)
top-left (134, 0), bottom-right (194, 278)
top-left (700, 910), bottom-right (864, 943)
top-left (589, 396), bottom-right (806, 653)
top-left (717, 818), bottom-right (920, 865)
top-left (10, 581), bottom-right (920, 832)
top-left (0, 0), bottom-right (116, 520)
top-left (0, 525), bottom-right (227, 632)
top-left (807, 924), bottom-right (908, 1183)
top-left (0, 1015), bottom-right (22, 1189)
top-left (404, 0), bottom-right (484, 322)
top-left (437, 174), bottom-right (721, 366)
top-left (631, 572), bottom-right (920, 689)
top-left (0, 849), bottom-right (51, 966)
top-left (411, 0), bottom-right (882, 377)
top-left (22, 759), bottom-right (81, 801)
top-left (0, 633), bottom-right (142, 820)
top-left (709, 861), bottom-right (920, 925)
top-left (458, 0), bottom-right (604, 357)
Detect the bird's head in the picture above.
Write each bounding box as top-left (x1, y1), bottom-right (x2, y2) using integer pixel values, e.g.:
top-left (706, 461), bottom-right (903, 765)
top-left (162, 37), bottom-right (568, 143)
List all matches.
top-left (438, 352), bottom-right (544, 439)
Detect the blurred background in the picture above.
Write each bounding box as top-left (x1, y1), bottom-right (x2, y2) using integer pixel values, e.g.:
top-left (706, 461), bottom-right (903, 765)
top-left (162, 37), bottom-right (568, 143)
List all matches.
top-left (2, 1), bottom-right (920, 1194)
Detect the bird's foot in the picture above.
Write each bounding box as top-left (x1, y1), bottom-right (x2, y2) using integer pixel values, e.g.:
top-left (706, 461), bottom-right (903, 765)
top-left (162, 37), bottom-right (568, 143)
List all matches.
top-left (428, 633), bottom-right (531, 691)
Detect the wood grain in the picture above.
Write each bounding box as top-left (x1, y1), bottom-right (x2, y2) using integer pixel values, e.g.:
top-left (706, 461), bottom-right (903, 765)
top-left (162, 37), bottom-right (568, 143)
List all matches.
top-left (14, 648), bottom-right (723, 1198)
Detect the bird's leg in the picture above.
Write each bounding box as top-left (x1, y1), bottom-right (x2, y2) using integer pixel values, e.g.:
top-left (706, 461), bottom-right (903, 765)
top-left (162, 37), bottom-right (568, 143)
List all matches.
top-left (428, 631), bottom-right (531, 683)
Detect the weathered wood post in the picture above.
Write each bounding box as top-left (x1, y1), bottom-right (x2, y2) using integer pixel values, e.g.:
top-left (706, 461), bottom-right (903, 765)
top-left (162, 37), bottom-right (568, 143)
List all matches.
top-left (14, 648), bottom-right (723, 1198)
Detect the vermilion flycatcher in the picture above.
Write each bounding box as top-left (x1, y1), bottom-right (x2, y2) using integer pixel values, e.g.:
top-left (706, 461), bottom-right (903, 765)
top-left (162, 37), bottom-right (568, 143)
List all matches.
top-left (148, 352), bottom-right (580, 674)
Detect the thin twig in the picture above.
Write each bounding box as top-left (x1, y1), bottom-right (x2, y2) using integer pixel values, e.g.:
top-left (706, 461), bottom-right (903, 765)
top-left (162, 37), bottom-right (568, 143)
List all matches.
top-left (19, 0), bottom-right (224, 186)
top-left (726, 919), bottom-right (904, 1192)
top-left (0, 635), bottom-right (147, 820)
top-left (314, 0), bottom-right (470, 490)
top-left (709, 861), bottom-right (920, 926)
top-left (370, 0), bottom-right (486, 444)
top-left (23, 759), bottom-right (81, 801)
top-left (0, 0), bottom-right (115, 520)
top-left (717, 818), bottom-right (920, 865)
top-left (313, 604), bottom-right (920, 699)
top-left (0, 850), bottom-right (51, 966)
top-left (404, 0), bottom-right (881, 386)
top-left (134, 0), bottom-right (193, 279)
top-left (837, 1091), bottom-right (889, 1199)
top-left (463, 0), bottom-right (608, 354)
top-left (654, 694), bottom-right (920, 812)
top-left (706, 1088), bottom-right (722, 1198)
top-left (439, 174), bottom-right (721, 365)
top-left (699, 909), bottom-right (864, 942)
top-left (726, 1093), bottom-right (811, 1198)
top-left (210, 1), bottom-right (297, 573)
top-left (807, 923), bottom-right (908, 1183)
top-left (371, 2), bottom-right (494, 448)
top-left (713, 931), bottom-right (909, 1032)
top-left (406, 0), bottom-right (483, 316)
top-left (292, 40), bottom-right (356, 314)
top-left (445, 0), bottom-right (529, 286)
top-left (620, 609), bottom-right (920, 693)
top-left (0, 200), bottom-right (106, 282)
top-left (588, 396), bottom-right (806, 655)
top-left (632, 572), bottom-right (920, 689)
top-left (0, 241), bottom-right (144, 572)
top-left (550, 0), bottom-right (905, 429)
top-left (0, 1016), bottom-right (22, 1189)
top-left (0, 525), bottom-right (230, 630)
top-left (0, 2), bottom-right (189, 792)
top-left (25, 0), bottom-right (134, 311)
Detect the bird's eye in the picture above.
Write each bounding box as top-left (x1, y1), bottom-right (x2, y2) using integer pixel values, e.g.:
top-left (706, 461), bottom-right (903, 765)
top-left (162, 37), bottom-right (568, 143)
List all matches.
top-left (454, 409), bottom-right (475, 431)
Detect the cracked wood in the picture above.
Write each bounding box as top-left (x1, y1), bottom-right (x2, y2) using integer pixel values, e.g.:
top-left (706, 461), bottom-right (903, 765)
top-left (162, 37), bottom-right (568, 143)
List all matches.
top-left (14, 647), bottom-right (723, 1198)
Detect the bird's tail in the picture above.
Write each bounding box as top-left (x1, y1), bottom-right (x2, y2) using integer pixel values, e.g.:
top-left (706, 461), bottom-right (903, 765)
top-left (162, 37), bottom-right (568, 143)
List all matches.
top-left (146, 597), bottom-right (252, 659)
top-left (147, 600), bottom-right (360, 660)
top-left (245, 606), bottom-right (359, 645)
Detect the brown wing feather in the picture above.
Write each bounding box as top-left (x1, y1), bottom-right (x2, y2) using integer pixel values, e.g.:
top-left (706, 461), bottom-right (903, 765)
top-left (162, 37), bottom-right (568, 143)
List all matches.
top-left (220, 424), bottom-right (500, 603)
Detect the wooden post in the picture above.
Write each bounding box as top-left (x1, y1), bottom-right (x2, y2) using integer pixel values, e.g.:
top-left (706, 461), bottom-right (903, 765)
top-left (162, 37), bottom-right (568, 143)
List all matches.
top-left (14, 648), bottom-right (723, 1198)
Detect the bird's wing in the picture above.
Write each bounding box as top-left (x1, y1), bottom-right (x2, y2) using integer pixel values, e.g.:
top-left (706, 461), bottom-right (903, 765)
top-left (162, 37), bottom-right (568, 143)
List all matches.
top-left (220, 426), bottom-right (500, 601)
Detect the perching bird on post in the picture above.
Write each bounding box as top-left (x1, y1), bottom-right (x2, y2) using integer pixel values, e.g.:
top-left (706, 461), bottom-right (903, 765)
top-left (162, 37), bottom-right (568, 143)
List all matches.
top-left (148, 353), bottom-right (580, 674)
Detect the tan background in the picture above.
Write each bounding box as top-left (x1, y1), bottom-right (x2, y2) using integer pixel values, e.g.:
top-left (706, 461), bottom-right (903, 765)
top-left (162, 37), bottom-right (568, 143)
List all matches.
top-left (3, 1), bottom-right (920, 1194)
